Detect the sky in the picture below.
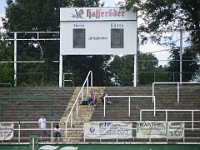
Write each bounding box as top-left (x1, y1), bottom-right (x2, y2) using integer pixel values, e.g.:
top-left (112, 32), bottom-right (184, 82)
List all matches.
top-left (0, 0), bottom-right (170, 66)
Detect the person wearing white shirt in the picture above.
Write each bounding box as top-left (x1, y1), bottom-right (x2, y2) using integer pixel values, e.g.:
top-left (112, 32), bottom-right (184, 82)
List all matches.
top-left (38, 115), bottom-right (47, 142)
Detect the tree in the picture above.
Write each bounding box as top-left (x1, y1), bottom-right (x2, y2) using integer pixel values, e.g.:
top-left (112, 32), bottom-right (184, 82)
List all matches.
top-left (124, 0), bottom-right (200, 80)
top-left (137, 52), bottom-right (168, 85)
top-left (109, 55), bottom-right (133, 86)
top-left (0, 39), bottom-right (14, 84)
top-left (125, 0), bottom-right (200, 47)
top-left (109, 53), bottom-right (161, 86)
top-left (2, 0), bottom-right (111, 86)
top-left (166, 47), bottom-right (199, 82)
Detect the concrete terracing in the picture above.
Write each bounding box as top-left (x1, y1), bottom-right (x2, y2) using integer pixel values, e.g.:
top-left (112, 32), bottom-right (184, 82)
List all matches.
top-left (0, 86), bottom-right (200, 143)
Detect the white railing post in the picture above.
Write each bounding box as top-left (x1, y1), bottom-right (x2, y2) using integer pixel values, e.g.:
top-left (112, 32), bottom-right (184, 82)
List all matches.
top-left (177, 83), bottom-right (180, 103)
top-left (153, 96), bottom-right (156, 116)
top-left (70, 113), bottom-right (73, 128)
top-left (192, 111), bottom-right (194, 131)
top-left (18, 121), bottom-right (20, 143)
top-left (51, 122), bottom-right (53, 142)
top-left (32, 138), bottom-right (34, 150)
top-left (104, 97), bottom-right (106, 117)
top-left (91, 71), bottom-right (93, 87)
top-left (140, 110), bottom-right (142, 121)
top-left (129, 96), bottom-right (131, 117)
top-left (152, 83), bottom-right (155, 102)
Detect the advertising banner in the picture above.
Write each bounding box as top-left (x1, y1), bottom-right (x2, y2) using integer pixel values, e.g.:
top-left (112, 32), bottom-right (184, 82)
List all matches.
top-left (137, 121), bottom-right (167, 138)
top-left (136, 121), bottom-right (184, 139)
top-left (84, 121), bottom-right (132, 139)
top-left (167, 122), bottom-right (184, 139)
top-left (0, 122), bottom-right (14, 140)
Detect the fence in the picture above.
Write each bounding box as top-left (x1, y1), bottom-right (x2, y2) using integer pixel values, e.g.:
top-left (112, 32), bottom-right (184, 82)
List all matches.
top-left (140, 109), bottom-right (200, 131)
top-left (103, 96), bottom-right (156, 117)
top-left (138, 71), bottom-right (200, 84)
top-left (0, 120), bottom-right (199, 143)
top-left (152, 82), bottom-right (200, 102)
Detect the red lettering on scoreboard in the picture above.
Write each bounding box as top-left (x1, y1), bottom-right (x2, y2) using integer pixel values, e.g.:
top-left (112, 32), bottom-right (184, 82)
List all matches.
top-left (86, 9), bottom-right (125, 19)
top-left (88, 36), bottom-right (108, 40)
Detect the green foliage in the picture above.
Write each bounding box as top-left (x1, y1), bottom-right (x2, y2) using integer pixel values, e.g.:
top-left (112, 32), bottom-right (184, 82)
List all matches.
top-left (1, 0), bottom-right (113, 86)
top-left (0, 63), bottom-right (14, 85)
top-left (166, 47), bottom-right (199, 81)
top-left (109, 53), bottom-right (165, 86)
top-left (1, 0), bottom-right (199, 86)
top-left (64, 55), bottom-right (112, 86)
top-left (109, 55), bottom-right (133, 86)
top-left (124, 0), bottom-right (200, 82)
top-left (125, 0), bottom-right (200, 46)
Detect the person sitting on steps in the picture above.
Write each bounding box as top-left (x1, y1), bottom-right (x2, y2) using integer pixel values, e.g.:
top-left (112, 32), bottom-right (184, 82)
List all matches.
top-left (88, 89), bottom-right (97, 106)
top-left (99, 89), bottom-right (109, 105)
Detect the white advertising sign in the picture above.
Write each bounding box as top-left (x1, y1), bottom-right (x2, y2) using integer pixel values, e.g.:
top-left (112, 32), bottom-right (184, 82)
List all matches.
top-left (167, 122), bottom-right (184, 139)
top-left (136, 121), bottom-right (184, 139)
top-left (84, 121), bottom-right (132, 139)
top-left (0, 122), bottom-right (14, 140)
top-left (137, 121), bottom-right (167, 138)
top-left (60, 7), bottom-right (137, 55)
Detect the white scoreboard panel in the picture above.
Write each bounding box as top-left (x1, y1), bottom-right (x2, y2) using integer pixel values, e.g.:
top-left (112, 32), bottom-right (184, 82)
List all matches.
top-left (60, 7), bottom-right (137, 55)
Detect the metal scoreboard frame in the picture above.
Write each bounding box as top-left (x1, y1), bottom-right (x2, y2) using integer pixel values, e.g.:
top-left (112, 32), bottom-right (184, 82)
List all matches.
top-left (59, 7), bottom-right (137, 87)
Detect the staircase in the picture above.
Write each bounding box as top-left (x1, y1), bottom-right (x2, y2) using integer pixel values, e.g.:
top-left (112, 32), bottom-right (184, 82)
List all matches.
top-left (60, 87), bottom-right (103, 142)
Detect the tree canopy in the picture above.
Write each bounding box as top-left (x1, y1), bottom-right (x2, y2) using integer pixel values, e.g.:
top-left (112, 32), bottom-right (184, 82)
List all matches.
top-left (1, 0), bottom-right (112, 86)
top-left (125, 0), bottom-right (200, 46)
top-left (0, 0), bottom-right (200, 86)
top-left (125, 0), bottom-right (200, 82)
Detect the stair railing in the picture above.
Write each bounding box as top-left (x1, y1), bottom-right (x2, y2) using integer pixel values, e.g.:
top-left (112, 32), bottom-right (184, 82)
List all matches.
top-left (140, 109), bottom-right (200, 131)
top-left (65, 70), bottom-right (93, 138)
top-left (152, 82), bottom-right (200, 103)
top-left (103, 96), bottom-right (156, 117)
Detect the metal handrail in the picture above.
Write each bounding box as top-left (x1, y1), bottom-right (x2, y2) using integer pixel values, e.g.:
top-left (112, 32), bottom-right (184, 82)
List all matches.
top-left (103, 96), bottom-right (156, 117)
top-left (152, 82), bottom-right (200, 103)
top-left (1, 120), bottom-right (200, 143)
top-left (63, 73), bottom-right (74, 87)
top-left (65, 70), bottom-right (93, 138)
top-left (140, 109), bottom-right (200, 131)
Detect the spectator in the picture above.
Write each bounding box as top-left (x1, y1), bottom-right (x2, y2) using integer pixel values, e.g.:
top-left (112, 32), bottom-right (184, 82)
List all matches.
top-left (53, 125), bottom-right (61, 142)
top-left (99, 89), bottom-right (109, 105)
top-left (88, 89), bottom-right (97, 105)
top-left (38, 115), bottom-right (47, 142)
